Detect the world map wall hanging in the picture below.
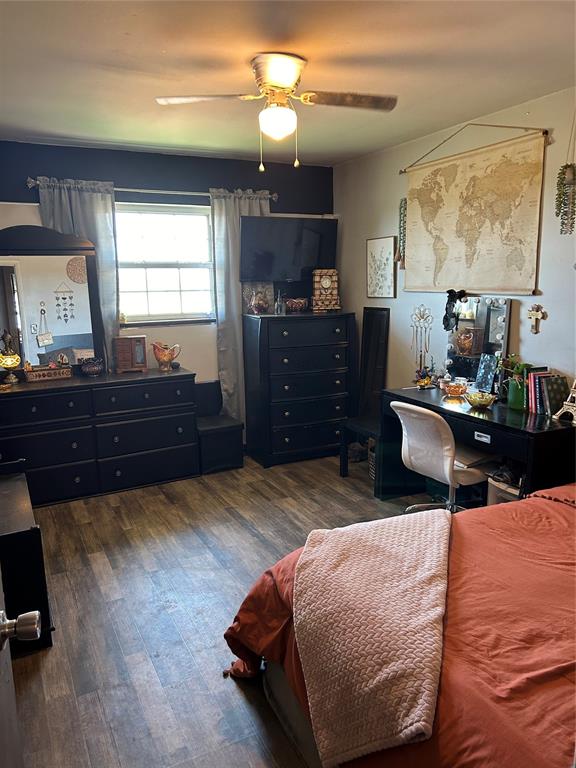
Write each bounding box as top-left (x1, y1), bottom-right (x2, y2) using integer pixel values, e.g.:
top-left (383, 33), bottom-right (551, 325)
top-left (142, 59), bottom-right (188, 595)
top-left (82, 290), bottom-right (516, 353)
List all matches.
top-left (405, 132), bottom-right (546, 294)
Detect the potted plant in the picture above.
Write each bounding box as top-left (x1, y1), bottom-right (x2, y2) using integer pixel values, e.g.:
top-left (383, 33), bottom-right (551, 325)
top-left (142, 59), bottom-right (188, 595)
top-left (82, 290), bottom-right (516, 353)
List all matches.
top-left (498, 354), bottom-right (532, 411)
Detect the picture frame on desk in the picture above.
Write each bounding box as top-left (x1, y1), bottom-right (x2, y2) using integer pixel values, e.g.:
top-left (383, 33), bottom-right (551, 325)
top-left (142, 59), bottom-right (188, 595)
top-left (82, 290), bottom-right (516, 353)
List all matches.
top-left (366, 236), bottom-right (396, 298)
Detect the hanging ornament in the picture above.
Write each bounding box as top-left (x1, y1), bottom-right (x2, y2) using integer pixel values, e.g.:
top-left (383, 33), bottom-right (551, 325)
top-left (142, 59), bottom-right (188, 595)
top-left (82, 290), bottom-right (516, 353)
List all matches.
top-left (555, 110), bottom-right (576, 235)
top-left (555, 164), bottom-right (575, 235)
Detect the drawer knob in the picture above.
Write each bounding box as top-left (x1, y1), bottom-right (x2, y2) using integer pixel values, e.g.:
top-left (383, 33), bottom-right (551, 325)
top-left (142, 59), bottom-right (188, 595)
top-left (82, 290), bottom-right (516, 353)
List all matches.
top-left (283, 411), bottom-right (290, 417)
top-left (284, 437), bottom-right (290, 443)
top-left (113, 436), bottom-right (120, 444)
top-left (74, 476), bottom-right (81, 484)
top-left (335, 405), bottom-right (341, 411)
top-left (334, 353), bottom-right (341, 360)
top-left (282, 330), bottom-right (289, 337)
top-left (283, 384), bottom-right (290, 391)
top-left (334, 327), bottom-right (342, 334)
top-left (176, 426), bottom-right (184, 434)
top-left (144, 392), bottom-right (150, 400)
top-left (71, 441), bottom-right (78, 450)
top-left (282, 358), bottom-right (289, 364)
top-left (110, 396), bottom-right (117, 403)
top-left (335, 379), bottom-right (341, 385)
top-left (176, 389), bottom-right (181, 396)
top-left (335, 430), bottom-right (341, 437)
top-left (31, 405), bottom-right (37, 413)
top-left (68, 401), bottom-right (75, 408)
top-left (115, 470), bottom-right (122, 478)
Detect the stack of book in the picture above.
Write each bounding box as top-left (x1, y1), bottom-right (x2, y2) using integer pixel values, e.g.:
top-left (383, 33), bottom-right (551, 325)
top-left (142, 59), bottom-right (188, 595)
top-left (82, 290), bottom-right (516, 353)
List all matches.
top-left (526, 369), bottom-right (569, 415)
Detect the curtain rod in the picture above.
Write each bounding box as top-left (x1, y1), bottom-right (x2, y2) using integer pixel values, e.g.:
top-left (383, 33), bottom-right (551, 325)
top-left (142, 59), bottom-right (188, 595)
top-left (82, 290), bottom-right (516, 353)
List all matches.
top-left (26, 178), bottom-right (278, 201)
top-left (399, 123), bottom-right (549, 175)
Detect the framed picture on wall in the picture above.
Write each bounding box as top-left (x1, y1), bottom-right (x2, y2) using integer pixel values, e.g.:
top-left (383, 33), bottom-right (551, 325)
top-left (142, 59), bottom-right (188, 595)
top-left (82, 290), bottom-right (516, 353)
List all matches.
top-left (366, 236), bottom-right (396, 298)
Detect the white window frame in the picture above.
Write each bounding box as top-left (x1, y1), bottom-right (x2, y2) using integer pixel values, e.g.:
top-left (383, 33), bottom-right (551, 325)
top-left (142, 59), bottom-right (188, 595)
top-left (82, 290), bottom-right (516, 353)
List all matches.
top-left (115, 202), bottom-right (215, 324)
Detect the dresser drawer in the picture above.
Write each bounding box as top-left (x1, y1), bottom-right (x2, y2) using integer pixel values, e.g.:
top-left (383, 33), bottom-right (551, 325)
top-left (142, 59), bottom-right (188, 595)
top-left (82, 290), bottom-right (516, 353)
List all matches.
top-left (269, 345), bottom-right (348, 374)
top-left (98, 444), bottom-right (199, 492)
top-left (270, 396), bottom-right (348, 426)
top-left (269, 318), bottom-right (348, 348)
top-left (0, 426), bottom-right (95, 469)
top-left (272, 421), bottom-right (344, 453)
top-left (93, 379), bottom-right (194, 415)
top-left (0, 390), bottom-right (92, 428)
top-left (270, 372), bottom-right (347, 402)
top-left (26, 461), bottom-right (98, 505)
top-left (96, 412), bottom-right (197, 457)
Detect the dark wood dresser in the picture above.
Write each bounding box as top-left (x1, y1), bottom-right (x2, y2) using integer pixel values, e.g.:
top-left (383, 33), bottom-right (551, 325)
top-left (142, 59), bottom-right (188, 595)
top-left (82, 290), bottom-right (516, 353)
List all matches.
top-left (243, 312), bottom-right (357, 467)
top-left (0, 370), bottom-right (199, 505)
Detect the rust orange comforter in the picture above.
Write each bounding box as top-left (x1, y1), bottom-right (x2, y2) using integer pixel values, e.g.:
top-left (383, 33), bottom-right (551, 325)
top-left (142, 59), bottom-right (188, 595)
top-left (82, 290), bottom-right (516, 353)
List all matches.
top-left (225, 486), bottom-right (576, 768)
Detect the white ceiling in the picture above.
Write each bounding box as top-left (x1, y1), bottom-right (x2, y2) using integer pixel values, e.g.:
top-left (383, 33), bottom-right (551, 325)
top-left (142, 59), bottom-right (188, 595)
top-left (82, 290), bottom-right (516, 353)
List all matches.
top-left (0, 1), bottom-right (574, 165)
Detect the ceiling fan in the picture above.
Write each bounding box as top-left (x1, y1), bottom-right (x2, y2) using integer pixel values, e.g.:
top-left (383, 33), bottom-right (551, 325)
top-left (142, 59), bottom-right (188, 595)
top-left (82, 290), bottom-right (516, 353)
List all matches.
top-left (156, 52), bottom-right (397, 168)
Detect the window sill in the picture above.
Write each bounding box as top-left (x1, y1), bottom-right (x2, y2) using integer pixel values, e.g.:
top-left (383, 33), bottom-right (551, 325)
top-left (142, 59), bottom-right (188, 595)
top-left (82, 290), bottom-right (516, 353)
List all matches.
top-left (120, 318), bottom-right (216, 328)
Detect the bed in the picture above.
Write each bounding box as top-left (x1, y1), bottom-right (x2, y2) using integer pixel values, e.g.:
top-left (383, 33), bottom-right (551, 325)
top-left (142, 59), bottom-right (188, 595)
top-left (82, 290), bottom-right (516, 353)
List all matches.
top-left (224, 485), bottom-right (576, 768)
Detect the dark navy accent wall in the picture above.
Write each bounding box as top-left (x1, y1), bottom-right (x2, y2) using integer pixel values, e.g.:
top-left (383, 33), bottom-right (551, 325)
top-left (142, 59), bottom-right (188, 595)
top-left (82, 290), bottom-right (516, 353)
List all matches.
top-left (0, 141), bottom-right (333, 213)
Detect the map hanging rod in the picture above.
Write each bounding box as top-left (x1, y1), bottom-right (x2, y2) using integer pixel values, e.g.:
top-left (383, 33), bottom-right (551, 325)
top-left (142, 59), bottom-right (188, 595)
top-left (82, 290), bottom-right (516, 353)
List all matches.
top-left (399, 122), bottom-right (549, 175)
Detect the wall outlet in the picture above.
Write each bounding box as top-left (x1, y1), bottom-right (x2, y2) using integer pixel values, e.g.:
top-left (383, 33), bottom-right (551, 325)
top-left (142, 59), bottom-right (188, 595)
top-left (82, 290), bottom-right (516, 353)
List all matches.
top-left (30, 323), bottom-right (38, 335)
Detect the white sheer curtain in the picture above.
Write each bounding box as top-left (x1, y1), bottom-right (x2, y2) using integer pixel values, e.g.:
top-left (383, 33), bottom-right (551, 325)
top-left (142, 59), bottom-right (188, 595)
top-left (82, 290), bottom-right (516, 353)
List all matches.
top-left (36, 176), bottom-right (118, 371)
top-left (210, 188), bottom-right (270, 421)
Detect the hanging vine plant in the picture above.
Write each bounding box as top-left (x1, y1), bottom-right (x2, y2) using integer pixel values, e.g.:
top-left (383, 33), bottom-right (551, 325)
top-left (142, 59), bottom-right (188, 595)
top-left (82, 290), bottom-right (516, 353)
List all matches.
top-left (555, 163), bottom-right (576, 235)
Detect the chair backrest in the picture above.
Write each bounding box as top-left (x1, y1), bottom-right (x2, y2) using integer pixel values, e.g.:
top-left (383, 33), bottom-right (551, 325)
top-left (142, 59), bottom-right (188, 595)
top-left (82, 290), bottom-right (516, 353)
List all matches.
top-left (358, 307), bottom-right (390, 420)
top-left (390, 401), bottom-right (456, 487)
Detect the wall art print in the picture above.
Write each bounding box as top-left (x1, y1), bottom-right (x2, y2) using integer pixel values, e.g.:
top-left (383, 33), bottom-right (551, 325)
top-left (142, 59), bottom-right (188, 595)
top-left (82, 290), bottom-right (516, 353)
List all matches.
top-left (366, 236), bottom-right (396, 298)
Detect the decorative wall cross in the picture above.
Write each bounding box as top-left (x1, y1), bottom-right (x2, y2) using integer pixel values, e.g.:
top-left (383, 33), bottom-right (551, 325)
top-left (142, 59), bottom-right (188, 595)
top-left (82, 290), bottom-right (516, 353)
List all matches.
top-left (527, 303), bottom-right (547, 334)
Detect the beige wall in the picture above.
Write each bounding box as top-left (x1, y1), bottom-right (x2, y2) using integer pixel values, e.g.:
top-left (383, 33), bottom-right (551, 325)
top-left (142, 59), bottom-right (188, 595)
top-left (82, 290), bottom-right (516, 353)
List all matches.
top-left (0, 203), bottom-right (219, 380)
top-left (334, 88), bottom-right (576, 387)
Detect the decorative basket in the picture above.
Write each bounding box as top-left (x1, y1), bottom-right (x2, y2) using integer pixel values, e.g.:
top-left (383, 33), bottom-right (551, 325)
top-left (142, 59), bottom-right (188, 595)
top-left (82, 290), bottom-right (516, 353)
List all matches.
top-left (368, 437), bottom-right (376, 481)
top-left (24, 366), bottom-right (72, 382)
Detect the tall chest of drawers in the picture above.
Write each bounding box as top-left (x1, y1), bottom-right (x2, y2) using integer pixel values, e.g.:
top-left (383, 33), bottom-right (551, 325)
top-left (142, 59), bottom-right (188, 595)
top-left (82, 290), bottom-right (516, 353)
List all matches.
top-left (243, 313), bottom-right (357, 467)
top-left (0, 370), bottom-right (199, 505)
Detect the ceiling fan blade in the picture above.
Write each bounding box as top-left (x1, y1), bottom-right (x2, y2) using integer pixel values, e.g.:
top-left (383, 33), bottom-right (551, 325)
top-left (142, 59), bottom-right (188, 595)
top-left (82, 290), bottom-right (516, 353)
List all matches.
top-left (156, 94), bottom-right (261, 105)
top-left (299, 91), bottom-right (398, 111)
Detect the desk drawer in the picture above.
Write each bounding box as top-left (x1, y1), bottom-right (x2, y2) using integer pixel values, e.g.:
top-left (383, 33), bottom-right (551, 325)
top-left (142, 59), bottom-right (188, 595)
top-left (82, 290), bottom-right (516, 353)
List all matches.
top-left (26, 460), bottom-right (98, 505)
top-left (96, 412), bottom-right (197, 457)
top-left (270, 372), bottom-right (347, 402)
top-left (0, 390), bottom-right (92, 428)
top-left (271, 396), bottom-right (347, 426)
top-left (0, 426), bottom-right (95, 469)
top-left (448, 417), bottom-right (528, 461)
top-left (98, 444), bottom-right (199, 492)
top-left (93, 379), bottom-right (194, 415)
top-left (269, 318), bottom-right (348, 348)
top-left (269, 345), bottom-right (348, 374)
top-left (272, 421), bottom-right (344, 453)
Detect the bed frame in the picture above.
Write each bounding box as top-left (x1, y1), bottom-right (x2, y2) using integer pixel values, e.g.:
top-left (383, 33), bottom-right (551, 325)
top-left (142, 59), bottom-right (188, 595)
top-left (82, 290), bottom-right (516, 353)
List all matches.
top-left (263, 661), bottom-right (321, 768)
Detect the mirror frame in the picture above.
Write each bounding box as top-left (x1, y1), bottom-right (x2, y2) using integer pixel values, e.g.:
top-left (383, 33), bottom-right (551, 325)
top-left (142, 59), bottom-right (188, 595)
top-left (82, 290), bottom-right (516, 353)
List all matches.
top-left (0, 225), bottom-right (105, 364)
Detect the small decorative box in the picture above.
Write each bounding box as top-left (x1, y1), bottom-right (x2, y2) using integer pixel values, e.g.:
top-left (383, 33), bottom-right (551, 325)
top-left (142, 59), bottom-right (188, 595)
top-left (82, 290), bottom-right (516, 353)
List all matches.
top-left (24, 366), bottom-right (72, 382)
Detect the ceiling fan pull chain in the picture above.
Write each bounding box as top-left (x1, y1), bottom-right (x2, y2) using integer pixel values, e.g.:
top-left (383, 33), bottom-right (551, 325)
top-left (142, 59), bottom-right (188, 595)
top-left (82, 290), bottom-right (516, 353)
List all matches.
top-left (294, 122), bottom-right (300, 168)
top-left (259, 129), bottom-right (265, 173)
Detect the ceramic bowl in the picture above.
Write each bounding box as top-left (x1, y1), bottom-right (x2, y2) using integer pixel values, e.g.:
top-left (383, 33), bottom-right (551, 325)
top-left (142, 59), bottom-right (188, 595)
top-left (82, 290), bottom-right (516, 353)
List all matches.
top-left (444, 382), bottom-right (468, 397)
top-left (80, 358), bottom-right (105, 377)
top-left (464, 391), bottom-right (496, 409)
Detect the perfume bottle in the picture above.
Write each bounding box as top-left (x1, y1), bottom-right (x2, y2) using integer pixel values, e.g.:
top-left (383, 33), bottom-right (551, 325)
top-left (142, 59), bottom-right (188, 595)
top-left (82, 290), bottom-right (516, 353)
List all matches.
top-left (275, 290), bottom-right (285, 315)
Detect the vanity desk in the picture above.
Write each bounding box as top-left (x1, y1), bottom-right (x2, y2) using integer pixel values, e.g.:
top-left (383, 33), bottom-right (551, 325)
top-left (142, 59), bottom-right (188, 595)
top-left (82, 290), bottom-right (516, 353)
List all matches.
top-left (379, 387), bottom-right (575, 498)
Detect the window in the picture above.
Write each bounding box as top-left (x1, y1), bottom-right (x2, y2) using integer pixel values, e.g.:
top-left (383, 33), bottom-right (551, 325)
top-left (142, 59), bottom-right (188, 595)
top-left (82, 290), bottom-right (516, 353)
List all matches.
top-left (115, 203), bottom-right (215, 323)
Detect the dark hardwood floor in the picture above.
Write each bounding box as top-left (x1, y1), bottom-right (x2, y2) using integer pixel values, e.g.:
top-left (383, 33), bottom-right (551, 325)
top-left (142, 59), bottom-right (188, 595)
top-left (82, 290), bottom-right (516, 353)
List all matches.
top-left (13, 456), bottom-right (409, 768)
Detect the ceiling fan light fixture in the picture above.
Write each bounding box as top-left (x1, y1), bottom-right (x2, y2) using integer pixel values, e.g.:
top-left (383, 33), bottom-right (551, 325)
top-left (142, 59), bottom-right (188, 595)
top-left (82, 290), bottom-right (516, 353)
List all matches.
top-left (252, 52), bottom-right (307, 90)
top-left (259, 103), bottom-right (297, 141)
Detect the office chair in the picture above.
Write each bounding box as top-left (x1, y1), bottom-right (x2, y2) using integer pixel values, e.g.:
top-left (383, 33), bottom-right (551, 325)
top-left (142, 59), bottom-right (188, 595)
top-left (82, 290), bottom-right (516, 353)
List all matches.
top-left (390, 400), bottom-right (487, 513)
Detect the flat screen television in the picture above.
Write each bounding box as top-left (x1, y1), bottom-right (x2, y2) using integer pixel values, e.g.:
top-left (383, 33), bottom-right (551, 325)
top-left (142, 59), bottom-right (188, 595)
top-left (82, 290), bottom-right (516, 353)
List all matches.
top-left (240, 216), bottom-right (337, 282)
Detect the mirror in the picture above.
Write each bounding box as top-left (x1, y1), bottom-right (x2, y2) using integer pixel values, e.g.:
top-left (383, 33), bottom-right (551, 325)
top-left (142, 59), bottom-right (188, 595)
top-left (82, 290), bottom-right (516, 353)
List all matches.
top-left (445, 295), bottom-right (512, 381)
top-left (0, 226), bottom-right (104, 371)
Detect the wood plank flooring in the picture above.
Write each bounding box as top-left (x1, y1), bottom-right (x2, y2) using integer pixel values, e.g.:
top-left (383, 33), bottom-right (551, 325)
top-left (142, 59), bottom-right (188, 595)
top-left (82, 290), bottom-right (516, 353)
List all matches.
top-left (12, 456), bottom-right (409, 768)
